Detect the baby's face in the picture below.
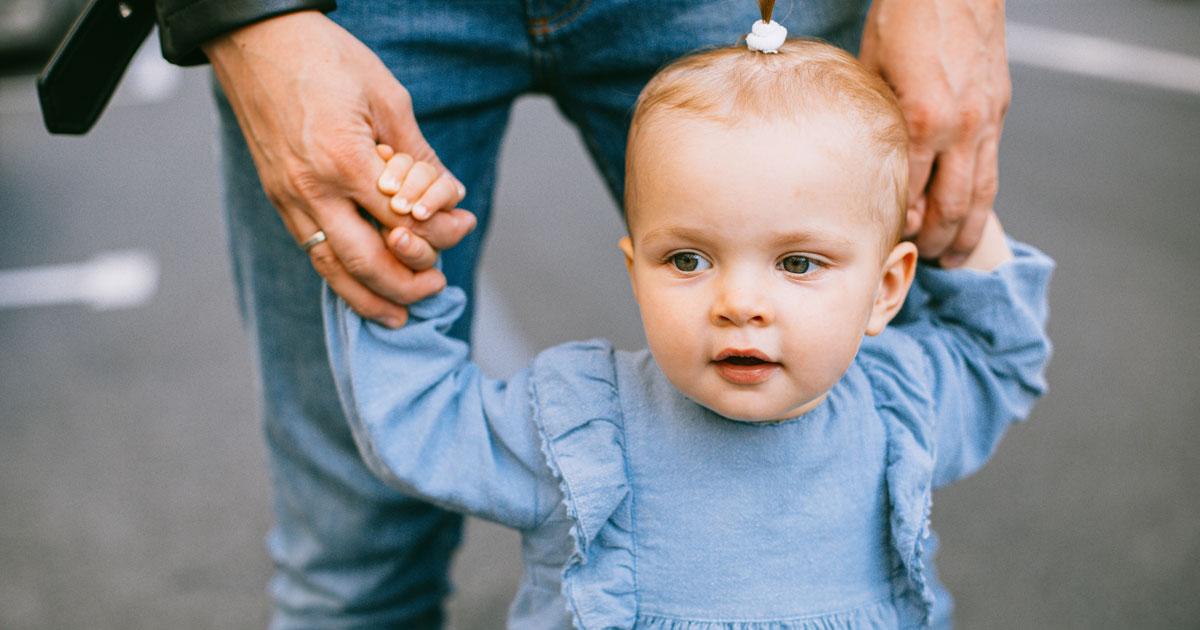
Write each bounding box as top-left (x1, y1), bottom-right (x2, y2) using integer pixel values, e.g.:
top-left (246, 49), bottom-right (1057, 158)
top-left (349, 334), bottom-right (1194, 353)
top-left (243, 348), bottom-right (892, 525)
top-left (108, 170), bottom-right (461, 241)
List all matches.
top-left (622, 116), bottom-right (900, 421)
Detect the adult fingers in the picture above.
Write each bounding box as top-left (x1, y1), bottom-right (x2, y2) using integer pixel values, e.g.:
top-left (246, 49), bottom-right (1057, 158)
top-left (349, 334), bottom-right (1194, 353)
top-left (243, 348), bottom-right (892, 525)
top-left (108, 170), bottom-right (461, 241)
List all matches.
top-left (940, 134), bottom-right (1000, 267)
top-left (284, 206), bottom-right (409, 327)
top-left (369, 80), bottom-right (466, 194)
top-left (364, 81), bottom-right (467, 225)
top-left (385, 207), bottom-right (478, 274)
top-left (371, 81), bottom-right (439, 165)
top-left (382, 207), bottom-right (477, 273)
top-left (318, 197), bottom-right (448, 305)
top-left (402, 208), bottom-right (478, 251)
top-left (325, 138), bottom-right (403, 232)
top-left (904, 143), bottom-right (936, 238)
top-left (915, 143), bottom-right (977, 259)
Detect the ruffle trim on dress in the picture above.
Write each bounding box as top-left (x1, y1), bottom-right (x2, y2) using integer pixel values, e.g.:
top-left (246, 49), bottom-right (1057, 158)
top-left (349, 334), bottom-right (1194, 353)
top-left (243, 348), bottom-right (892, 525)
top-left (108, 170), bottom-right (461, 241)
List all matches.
top-left (858, 340), bottom-right (938, 628)
top-left (530, 340), bottom-right (638, 629)
top-left (635, 597), bottom-right (901, 629)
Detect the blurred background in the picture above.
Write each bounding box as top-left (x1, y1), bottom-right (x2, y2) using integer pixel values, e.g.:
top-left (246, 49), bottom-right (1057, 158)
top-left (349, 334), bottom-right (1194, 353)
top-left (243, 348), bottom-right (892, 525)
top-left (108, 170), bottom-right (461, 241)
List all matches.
top-left (1, 0), bottom-right (1198, 627)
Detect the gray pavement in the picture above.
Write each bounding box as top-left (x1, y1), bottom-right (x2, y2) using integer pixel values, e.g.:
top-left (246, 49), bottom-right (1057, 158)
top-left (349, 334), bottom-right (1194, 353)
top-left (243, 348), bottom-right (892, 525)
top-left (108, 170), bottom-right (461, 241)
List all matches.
top-left (2, 1), bottom-right (1199, 628)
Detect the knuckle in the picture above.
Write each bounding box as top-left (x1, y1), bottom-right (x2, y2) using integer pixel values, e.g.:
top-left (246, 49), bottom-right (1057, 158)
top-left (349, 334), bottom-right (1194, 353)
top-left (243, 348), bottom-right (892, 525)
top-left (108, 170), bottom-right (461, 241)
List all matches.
top-left (935, 198), bottom-right (970, 224)
top-left (975, 174), bottom-right (1000, 200)
top-left (285, 166), bottom-right (331, 202)
top-left (307, 247), bottom-right (339, 275)
top-left (904, 101), bottom-right (949, 141)
top-left (308, 135), bottom-right (370, 184)
top-left (957, 103), bottom-right (986, 135)
top-left (340, 252), bottom-right (379, 282)
top-left (392, 84), bottom-right (413, 108)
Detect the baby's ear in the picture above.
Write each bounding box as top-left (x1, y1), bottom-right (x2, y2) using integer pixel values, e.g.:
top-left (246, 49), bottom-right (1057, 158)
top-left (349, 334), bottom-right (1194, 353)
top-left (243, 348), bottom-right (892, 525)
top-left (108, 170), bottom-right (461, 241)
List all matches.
top-left (618, 237), bottom-right (635, 272)
top-left (866, 241), bottom-right (918, 336)
top-left (618, 236), bottom-right (637, 297)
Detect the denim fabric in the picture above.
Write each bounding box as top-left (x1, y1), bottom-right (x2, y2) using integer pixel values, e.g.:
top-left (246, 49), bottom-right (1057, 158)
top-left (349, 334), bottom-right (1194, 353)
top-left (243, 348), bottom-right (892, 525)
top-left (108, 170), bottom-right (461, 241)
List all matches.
top-left (217, 0), bottom-right (871, 626)
top-left (322, 242), bottom-right (1054, 628)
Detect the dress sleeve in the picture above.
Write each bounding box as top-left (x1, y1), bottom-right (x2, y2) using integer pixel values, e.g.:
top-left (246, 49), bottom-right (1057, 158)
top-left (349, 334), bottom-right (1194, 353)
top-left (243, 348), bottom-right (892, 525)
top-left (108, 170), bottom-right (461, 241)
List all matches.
top-left (322, 284), bottom-right (558, 530)
top-left (862, 239), bottom-right (1055, 488)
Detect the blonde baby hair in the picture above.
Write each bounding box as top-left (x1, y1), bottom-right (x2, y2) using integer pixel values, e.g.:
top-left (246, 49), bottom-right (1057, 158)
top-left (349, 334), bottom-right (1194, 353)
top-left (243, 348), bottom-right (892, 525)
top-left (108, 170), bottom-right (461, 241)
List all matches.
top-left (626, 38), bottom-right (909, 248)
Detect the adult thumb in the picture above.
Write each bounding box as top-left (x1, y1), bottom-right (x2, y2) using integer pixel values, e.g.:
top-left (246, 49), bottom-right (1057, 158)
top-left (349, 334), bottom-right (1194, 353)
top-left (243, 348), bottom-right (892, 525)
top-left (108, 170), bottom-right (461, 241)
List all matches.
top-left (370, 81), bottom-right (454, 179)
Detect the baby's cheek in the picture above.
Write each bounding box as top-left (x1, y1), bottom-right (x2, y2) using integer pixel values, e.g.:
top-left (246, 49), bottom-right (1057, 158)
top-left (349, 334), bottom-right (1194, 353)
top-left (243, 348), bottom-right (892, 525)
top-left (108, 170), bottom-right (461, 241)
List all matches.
top-left (783, 314), bottom-right (861, 389)
top-left (640, 296), bottom-right (702, 373)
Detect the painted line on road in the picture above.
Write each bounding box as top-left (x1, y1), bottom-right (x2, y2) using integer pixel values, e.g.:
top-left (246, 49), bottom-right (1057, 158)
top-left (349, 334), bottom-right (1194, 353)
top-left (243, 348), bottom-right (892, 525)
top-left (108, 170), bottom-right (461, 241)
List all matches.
top-left (0, 251), bottom-right (159, 311)
top-left (1008, 21), bottom-right (1200, 96)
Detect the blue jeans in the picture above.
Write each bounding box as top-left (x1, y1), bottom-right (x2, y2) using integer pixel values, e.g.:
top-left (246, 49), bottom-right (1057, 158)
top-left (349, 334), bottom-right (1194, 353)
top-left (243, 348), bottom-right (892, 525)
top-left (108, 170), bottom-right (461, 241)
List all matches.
top-left (217, 1), bottom-right (871, 626)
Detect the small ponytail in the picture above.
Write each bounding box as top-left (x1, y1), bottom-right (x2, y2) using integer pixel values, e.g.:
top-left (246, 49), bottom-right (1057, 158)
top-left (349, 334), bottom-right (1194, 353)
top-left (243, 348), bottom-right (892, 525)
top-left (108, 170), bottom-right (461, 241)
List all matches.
top-left (758, 0), bottom-right (775, 24)
top-left (747, 0), bottom-right (786, 53)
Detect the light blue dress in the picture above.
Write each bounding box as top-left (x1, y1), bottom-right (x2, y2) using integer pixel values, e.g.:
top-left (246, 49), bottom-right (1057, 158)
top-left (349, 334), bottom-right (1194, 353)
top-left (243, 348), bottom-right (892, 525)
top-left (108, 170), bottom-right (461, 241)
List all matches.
top-left (322, 241), bottom-right (1053, 629)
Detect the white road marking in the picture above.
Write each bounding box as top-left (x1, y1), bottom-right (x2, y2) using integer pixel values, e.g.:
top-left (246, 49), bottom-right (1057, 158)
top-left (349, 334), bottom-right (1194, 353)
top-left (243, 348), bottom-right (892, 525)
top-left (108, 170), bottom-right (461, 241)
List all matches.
top-left (1008, 21), bottom-right (1200, 96)
top-left (0, 250), bottom-right (159, 311)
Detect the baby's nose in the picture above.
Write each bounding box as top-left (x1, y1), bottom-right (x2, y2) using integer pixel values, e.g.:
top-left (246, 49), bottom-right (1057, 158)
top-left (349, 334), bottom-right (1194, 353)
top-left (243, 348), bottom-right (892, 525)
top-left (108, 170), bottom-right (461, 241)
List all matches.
top-left (711, 282), bottom-right (773, 327)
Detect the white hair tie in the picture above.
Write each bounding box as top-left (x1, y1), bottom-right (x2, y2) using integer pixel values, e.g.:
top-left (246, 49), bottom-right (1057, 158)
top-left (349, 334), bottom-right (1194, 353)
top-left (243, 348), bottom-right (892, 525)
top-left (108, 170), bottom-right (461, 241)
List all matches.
top-left (746, 19), bottom-right (787, 54)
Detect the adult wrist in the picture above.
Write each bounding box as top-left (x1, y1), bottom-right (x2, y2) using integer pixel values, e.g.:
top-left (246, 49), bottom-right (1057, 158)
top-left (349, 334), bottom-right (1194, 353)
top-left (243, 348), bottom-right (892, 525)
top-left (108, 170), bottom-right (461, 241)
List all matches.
top-left (157, 0), bottom-right (336, 66)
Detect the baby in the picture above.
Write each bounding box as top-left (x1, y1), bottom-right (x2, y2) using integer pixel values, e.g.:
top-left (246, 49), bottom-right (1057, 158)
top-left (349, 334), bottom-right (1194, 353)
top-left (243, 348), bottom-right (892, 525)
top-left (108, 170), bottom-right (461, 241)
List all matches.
top-left (325, 39), bottom-right (1052, 629)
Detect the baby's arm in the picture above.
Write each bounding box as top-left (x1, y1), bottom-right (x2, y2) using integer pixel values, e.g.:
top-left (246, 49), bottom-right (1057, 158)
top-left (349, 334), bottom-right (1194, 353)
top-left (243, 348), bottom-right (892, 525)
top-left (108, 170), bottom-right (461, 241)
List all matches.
top-left (881, 212), bottom-right (1053, 487)
top-left (954, 211), bottom-right (1012, 272)
top-left (324, 284), bottom-right (556, 529)
top-left (320, 152), bottom-right (554, 529)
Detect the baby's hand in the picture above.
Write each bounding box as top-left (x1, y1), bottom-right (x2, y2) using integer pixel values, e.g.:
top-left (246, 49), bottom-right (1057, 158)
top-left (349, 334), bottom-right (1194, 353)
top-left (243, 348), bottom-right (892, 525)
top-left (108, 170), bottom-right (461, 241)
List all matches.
top-left (376, 144), bottom-right (467, 221)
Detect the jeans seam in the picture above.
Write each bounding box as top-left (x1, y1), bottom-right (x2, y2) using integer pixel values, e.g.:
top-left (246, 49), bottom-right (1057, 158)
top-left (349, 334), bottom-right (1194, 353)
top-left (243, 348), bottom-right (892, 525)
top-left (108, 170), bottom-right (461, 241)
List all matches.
top-left (527, 0), bottom-right (592, 36)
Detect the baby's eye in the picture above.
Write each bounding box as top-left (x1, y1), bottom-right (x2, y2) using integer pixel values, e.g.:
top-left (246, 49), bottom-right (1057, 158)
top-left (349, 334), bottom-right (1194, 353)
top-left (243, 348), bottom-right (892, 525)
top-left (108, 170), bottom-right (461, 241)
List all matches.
top-left (778, 255), bottom-right (817, 275)
top-left (669, 251), bottom-right (711, 273)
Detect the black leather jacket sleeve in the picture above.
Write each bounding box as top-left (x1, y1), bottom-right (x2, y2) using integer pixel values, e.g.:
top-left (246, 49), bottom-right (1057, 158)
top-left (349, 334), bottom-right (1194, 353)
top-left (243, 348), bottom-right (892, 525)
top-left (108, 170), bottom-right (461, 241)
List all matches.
top-left (155, 0), bottom-right (337, 65)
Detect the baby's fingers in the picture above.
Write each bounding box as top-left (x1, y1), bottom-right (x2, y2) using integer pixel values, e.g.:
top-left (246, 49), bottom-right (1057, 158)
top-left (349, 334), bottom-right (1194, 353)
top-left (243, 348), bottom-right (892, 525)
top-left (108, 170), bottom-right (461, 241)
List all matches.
top-left (378, 152), bottom-right (415, 196)
top-left (386, 226), bottom-right (439, 271)
top-left (391, 160), bottom-right (439, 216)
top-left (413, 172), bottom-right (467, 220)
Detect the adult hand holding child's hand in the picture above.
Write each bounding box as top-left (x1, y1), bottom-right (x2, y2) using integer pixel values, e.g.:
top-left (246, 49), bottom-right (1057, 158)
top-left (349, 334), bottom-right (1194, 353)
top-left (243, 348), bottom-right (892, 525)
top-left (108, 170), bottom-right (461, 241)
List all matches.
top-left (374, 145), bottom-right (475, 271)
top-left (203, 10), bottom-right (473, 327)
top-left (859, 0), bottom-right (1010, 268)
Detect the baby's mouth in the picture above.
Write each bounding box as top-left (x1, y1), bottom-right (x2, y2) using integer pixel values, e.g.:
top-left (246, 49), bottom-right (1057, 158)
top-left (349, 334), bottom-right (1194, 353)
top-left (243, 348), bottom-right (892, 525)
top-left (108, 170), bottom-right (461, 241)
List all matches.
top-left (712, 349), bottom-right (780, 385)
top-left (721, 355), bottom-right (770, 366)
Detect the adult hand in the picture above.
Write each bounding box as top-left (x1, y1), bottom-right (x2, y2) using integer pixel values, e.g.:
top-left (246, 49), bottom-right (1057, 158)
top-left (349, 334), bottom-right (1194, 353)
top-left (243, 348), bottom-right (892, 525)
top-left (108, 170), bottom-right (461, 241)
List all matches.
top-left (859, 0), bottom-right (1010, 267)
top-left (203, 11), bottom-right (472, 326)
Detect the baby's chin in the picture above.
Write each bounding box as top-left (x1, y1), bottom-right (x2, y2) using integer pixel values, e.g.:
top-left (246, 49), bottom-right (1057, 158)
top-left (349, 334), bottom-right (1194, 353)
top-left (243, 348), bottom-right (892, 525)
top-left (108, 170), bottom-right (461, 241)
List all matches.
top-left (690, 390), bottom-right (829, 424)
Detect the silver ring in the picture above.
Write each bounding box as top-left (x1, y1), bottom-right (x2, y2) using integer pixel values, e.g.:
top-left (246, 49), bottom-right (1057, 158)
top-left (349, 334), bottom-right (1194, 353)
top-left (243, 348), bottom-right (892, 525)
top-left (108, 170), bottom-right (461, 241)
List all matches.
top-left (300, 230), bottom-right (327, 252)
